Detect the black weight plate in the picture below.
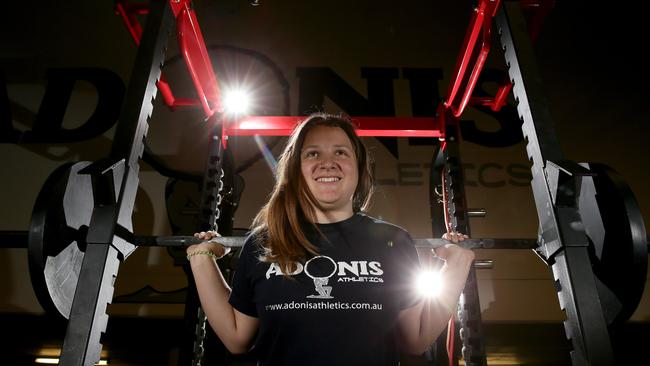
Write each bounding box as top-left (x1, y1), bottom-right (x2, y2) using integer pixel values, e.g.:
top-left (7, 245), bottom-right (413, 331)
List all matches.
top-left (165, 178), bottom-right (202, 235)
top-left (28, 161), bottom-right (93, 319)
top-left (579, 163), bottom-right (647, 324)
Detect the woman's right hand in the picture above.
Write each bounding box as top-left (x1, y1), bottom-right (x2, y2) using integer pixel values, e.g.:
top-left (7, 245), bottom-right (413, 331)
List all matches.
top-left (186, 230), bottom-right (231, 260)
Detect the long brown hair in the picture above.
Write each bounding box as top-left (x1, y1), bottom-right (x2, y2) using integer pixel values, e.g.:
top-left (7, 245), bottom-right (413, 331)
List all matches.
top-left (251, 113), bottom-right (374, 274)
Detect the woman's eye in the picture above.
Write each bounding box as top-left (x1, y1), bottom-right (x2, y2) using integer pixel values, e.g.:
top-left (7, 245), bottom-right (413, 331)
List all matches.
top-left (305, 151), bottom-right (318, 158)
top-left (336, 150), bottom-right (348, 156)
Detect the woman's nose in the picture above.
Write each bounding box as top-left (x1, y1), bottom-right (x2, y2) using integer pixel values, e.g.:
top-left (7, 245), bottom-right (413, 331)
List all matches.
top-left (318, 156), bottom-right (336, 169)
top-left (319, 160), bottom-right (334, 168)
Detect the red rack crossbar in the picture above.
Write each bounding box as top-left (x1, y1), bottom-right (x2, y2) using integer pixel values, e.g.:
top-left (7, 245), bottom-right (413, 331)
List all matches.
top-left (224, 116), bottom-right (442, 138)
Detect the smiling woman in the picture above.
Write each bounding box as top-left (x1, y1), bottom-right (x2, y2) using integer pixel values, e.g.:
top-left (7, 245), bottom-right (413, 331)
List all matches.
top-left (185, 113), bottom-right (475, 365)
top-left (252, 113), bottom-right (374, 273)
top-left (300, 125), bottom-right (359, 221)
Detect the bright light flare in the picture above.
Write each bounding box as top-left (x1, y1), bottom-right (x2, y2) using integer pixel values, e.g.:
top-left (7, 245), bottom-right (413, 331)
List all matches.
top-left (415, 270), bottom-right (443, 298)
top-left (223, 88), bottom-right (252, 115)
top-left (253, 134), bottom-right (278, 173)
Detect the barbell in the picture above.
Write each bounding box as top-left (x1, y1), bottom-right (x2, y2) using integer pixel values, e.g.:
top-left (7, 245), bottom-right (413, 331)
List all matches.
top-left (26, 161), bottom-right (647, 327)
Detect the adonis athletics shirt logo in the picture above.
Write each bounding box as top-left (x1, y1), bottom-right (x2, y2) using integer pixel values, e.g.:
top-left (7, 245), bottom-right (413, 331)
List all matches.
top-left (265, 256), bottom-right (384, 299)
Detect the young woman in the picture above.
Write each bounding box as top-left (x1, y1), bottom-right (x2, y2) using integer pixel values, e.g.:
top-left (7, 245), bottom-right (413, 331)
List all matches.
top-left (186, 113), bottom-right (474, 365)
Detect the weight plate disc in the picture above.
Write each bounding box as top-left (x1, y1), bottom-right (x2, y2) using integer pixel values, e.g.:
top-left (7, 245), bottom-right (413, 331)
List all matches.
top-left (28, 161), bottom-right (93, 318)
top-left (580, 163), bottom-right (647, 324)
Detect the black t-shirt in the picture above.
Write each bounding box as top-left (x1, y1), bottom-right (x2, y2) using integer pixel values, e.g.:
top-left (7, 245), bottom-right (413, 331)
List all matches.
top-left (229, 213), bottom-right (422, 366)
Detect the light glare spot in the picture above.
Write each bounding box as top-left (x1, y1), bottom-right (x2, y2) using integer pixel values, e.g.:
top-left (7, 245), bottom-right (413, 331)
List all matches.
top-left (415, 270), bottom-right (443, 298)
top-left (223, 89), bottom-right (251, 115)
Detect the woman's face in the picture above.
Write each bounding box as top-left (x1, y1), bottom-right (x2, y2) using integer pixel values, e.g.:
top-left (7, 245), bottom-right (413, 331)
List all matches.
top-left (300, 125), bottom-right (359, 222)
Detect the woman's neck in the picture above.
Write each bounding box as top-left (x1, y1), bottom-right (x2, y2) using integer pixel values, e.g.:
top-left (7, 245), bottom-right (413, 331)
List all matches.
top-left (313, 208), bottom-right (354, 224)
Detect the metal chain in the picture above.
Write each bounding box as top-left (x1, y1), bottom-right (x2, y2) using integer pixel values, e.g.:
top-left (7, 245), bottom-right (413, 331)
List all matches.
top-left (192, 132), bottom-right (225, 365)
top-left (193, 307), bottom-right (208, 365)
top-left (443, 134), bottom-right (486, 366)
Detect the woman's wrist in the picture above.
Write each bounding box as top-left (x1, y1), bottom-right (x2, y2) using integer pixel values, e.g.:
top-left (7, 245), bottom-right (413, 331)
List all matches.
top-left (187, 249), bottom-right (219, 261)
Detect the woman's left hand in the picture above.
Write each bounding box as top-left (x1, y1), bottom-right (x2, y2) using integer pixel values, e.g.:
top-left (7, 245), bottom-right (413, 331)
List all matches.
top-left (435, 232), bottom-right (475, 279)
top-left (441, 231), bottom-right (469, 244)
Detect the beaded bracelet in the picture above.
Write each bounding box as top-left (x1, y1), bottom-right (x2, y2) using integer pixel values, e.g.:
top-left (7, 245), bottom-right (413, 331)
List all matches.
top-left (186, 250), bottom-right (218, 261)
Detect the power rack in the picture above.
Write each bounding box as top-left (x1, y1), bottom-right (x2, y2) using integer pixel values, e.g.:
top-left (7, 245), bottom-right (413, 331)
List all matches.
top-left (16, 1), bottom-right (647, 365)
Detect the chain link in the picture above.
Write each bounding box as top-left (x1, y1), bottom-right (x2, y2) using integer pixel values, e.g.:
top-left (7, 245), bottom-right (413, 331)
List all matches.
top-left (192, 133), bottom-right (225, 366)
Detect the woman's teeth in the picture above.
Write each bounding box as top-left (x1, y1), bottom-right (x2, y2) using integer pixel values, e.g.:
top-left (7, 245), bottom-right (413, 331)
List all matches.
top-left (316, 177), bottom-right (340, 182)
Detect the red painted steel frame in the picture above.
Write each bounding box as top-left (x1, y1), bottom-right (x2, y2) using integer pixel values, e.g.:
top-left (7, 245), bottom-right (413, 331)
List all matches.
top-left (223, 116), bottom-right (442, 138)
top-left (116, 0), bottom-right (221, 116)
top-left (114, 0), bottom-right (552, 147)
top-left (114, 0), bottom-right (444, 144)
top-left (443, 0), bottom-right (501, 118)
top-left (171, 1), bottom-right (222, 117)
top-left (115, 2), bottom-right (148, 45)
top-left (441, 0), bottom-right (554, 117)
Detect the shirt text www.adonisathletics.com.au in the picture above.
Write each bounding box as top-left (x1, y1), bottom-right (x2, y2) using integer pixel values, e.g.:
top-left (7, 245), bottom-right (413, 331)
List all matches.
top-left (265, 301), bottom-right (383, 311)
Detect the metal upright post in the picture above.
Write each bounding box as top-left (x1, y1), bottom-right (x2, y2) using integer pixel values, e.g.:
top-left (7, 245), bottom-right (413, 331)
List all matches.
top-left (58, 1), bottom-right (175, 365)
top-left (496, 3), bottom-right (615, 365)
top-left (443, 125), bottom-right (486, 366)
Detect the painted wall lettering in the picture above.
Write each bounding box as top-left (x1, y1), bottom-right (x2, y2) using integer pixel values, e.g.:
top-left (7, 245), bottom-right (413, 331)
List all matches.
top-left (1, 68), bottom-right (124, 143)
top-left (373, 162), bottom-right (532, 188)
top-left (3, 64), bottom-right (522, 154)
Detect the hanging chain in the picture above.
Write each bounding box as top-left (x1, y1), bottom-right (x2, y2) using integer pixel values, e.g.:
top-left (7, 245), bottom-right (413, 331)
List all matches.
top-left (192, 131), bottom-right (225, 365)
top-left (192, 307), bottom-right (208, 365)
top-left (443, 134), bottom-right (486, 366)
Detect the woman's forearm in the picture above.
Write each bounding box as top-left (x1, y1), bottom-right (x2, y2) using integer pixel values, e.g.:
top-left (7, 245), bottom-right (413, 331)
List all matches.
top-left (399, 269), bottom-right (465, 354)
top-left (189, 255), bottom-right (254, 354)
top-left (398, 246), bottom-right (475, 354)
top-left (416, 267), bottom-right (467, 349)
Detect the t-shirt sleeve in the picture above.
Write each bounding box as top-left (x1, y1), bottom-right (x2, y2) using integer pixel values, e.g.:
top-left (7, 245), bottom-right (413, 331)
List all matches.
top-left (228, 235), bottom-right (259, 317)
top-left (393, 230), bottom-right (422, 310)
